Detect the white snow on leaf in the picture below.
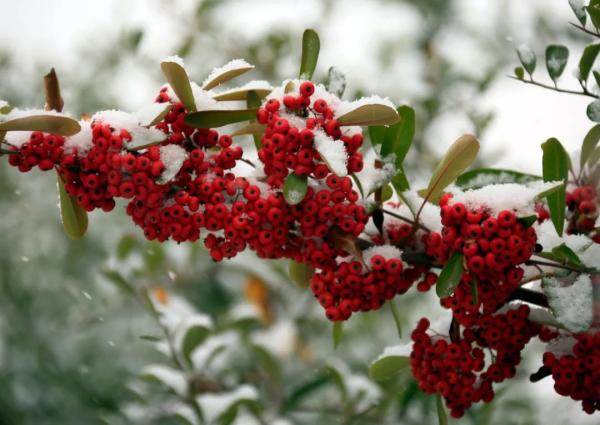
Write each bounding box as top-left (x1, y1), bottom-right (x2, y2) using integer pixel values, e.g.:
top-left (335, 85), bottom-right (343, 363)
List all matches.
top-left (535, 221), bottom-right (600, 269)
top-left (543, 274), bottom-right (593, 333)
top-left (516, 44), bottom-right (536, 68)
top-left (327, 66), bottom-right (347, 97)
top-left (162, 55), bottom-right (186, 68)
top-left (449, 181), bottom-right (562, 217)
top-left (142, 364), bottom-right (187, 396)
top-left (135, 103), bottom-right (170, 127)
top-left (213, 80), bottom-right (272, 96)
top-left (64, 121), bottom-right (93, 155)
top-left (174, 313), bottom-right (213, 354)
top-left (355, 149), bottom-right (396, 195)
top-left (335, 95), bottom-right (396, 118)
top-left (159, 145), bottom-right (187, 183)
top-left (2, 108), bottom-right (71, 147)
top-left (4, 131), bottom-right (32, 147)
top-left (191, 84), bottom-right (224, 111)
top-left (202, 59), bottom-right (254, 88)
top-left (373, 342), bottom-right (412, 363)
top-left (314, 129), bottom-right (348, 176)
top-left (286, 189), bottom-right (304, 205)
top-left (196, 385), bottom-right (258, 424)
top-left (190, 332), bottom-right (238, 372)
top-left (362, 245), bottom-right (402, 268)
top-left (251, 320), bottom-right (297, 358)
top-left (92, 109), bottom-right (165, 149)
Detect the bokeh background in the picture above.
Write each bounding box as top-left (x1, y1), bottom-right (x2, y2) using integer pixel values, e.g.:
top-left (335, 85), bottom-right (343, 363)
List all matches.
top-left (0, 0), bottom-right (596, 424)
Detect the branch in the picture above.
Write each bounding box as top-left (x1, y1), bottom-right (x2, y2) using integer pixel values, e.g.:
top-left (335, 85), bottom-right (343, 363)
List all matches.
top-left (508, 76), bottom-right (599, 99)
top-left (44, 68), bottom-right (64, 112)
top-left (508, 287), bottom-right (549, 308)
top-left (382, 208), bottom-right (430, 232)
top-left (569, 22), bottom-right (600, 39)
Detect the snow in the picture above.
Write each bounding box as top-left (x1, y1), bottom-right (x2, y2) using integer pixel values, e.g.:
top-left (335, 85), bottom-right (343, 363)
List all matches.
top-left (162, 55), bottom-right (185, 68)
top-left (196, 385), bottom-right (258, 423)
top-left (362, 244), bottom-right (402, 268)
top-left (535, 220), bottom-right (600, 268)
top-left (449, 181), bottom-right (562, 217)
top-left (191, 84), bottom-right (224, 111)
top-left (4, 131), bottom-right (32, 147)
top-left (355, 150), bottom-right (396, 195)
top-left (64, 121), bottom-right (93, 155)
top-left (190, 332), bottom-right (238, 371)
top-left (345, 374), bottom-right (382, 412)
top-left (0, 100), bottom-right (8, 110)
top-left (335, 95), bottom-right (396, 118)
top-left (313, 129), bottom-right (348, 176)
top-left (516, 44), bottom-right (536, 69)
top-left (92, 109), bottom-right (165, 148)
top-left (285, 189), bottom-right (304, 204)
top-left (251, 321), bottom-right (297, 358)
top-left (135, 102), bottom-right (170, 126)
top-left (327, 66), bottom-right (347, 97)
top-left (213, 80), bottom-right (272, 96)
top-left (202, 59), bottom-right (254, 88)
top-left (546, 334), bottom-right (576, 357)
top-left (174, 313), bottom-right (213, 353)
top-left (142, 364), bottom-right (187, 396)
top-left (400, 190), bottom-right (443, 233)
top-left (159, 145), bottom-right (187, 183)
top-left (2, 108), bottom-right (71, 147)
top-left (460, 170), bottom-right (540, 189)
top-left (543, 274), bottom-right (593, 333)
top-left (373, 342), bottom-right (412, 363)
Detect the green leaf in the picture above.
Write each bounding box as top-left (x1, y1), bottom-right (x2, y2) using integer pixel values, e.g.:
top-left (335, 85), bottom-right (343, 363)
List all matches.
top-left (368, 126), bottom-right (386, 147)
top-left (337, 103), bottom-right (400, 126)
top-left (102, 269), bottom-right (136, 297)
top-left (588, 3), bottom-right (600, 30)
top-left (518, 215), bottom-right (538, 228)
top-left (388, 300), bottom-right (403, 339)
top-left (333, 321), bottom-right (343, 349)
top-left (181, 321), bottom-right (211, 363)
top-left (436, 252), bottom-right (465, 298)
top-left (545, 45), bottom-right (569, 83)
top-left (471, 275), bottom-right (479, 305)
top-left (160, 59), bottom-right (196, 112)
top-left (380, 105), bottom-right (415, 167)
top-left (543, 275), bottom-right (593, 333)
top-left (391, 166), bottom-right (410, 193)
top-left (56, 172), bottom-right (88, 240)
top-left (381, 183), bottom-right (393, 201)
top-left (551, 244), bottom-right (585, 268)
top-left (246, 90), bottom-right (263, 150)
top-left (456, 168), bottom-right (541, 189)
top-left (0, 114), bottom-right (81, 136)
top-left (117, 234), bottom-right (138, 260)
top-left (514, 66), bottom-right (525, 80)
top-left (231, 122), bottom-right (266, 136)
top-left (570, 0), bottom-right (587, 25)
top-left (589, 145), bottom-right (600, 166)
top-left (202, 62), bottom-right (254, 91)
top-left (436, 394), bottom-right (448, 425)
top-left (326, 66), bottom-right (346, 97)
top-left (541, 138), bottom-right (568, 235)
top-left (184, 108), bottom-right (258, 128)
top-left (299, 29), bottom-right (320, 80)
top-left (588, 99), bottom-right (600, 123)
top-left (420, 135), bottom-right (480, 204)
top-left (0, 102), bottom-right (11, 114)
top-left (578, 44), bottom-right (600, 83)
top-left (516, 44), bottom-right (536, 76)
top-left (212, 86), bottom-right (271, 101)
top-left (581, 125), bottom-right (600, 168)
top-left (369, 355), bottom-right (410, 381)
top-left (283, 172), bottom-right (308, 205)
top-left (288, 260), bottom-right (314, 288)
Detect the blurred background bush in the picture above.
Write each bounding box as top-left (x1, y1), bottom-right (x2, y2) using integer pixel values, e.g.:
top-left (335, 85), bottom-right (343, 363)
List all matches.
top-left (0, 0), bottom-right (596, 424)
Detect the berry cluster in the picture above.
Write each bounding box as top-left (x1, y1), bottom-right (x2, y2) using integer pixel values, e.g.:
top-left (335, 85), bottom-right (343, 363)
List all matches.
top-left (7, 131), bottom-right (65, 173)
top-left (543, 333), bottom-right (600, 414)
top-left (411, 306), bottom-right (540, 418)
top-left (567, 185), bottom-right (599, 239)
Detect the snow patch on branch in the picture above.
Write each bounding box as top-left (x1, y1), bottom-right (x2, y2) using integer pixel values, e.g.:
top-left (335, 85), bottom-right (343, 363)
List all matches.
top-left (313, 129), bottom-right (348, 176)
top-left (355, 150), bottom-right (396, 195)
top-left (543, 274), bottom-right (593, 333)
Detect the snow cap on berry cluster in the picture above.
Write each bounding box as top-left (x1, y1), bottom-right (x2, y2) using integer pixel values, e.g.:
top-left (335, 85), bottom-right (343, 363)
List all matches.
top-left (362, 244), bottom-right (403, 268)
top-left (448, 181), bottom-right (563, 217)
top-left (92, 110), bottom-right (165, 148)
top-left (266, 79), bottom-right (342, 112)
top-left (313, 129), bottom-right (348, 176)
top-left (64, 121), bottom-right (94, 155)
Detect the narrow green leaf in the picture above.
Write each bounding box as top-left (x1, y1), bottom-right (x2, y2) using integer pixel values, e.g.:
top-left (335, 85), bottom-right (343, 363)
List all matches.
top-left (333, 321), bottom-right (343, 349)
top-left (551, 244), bottom-right (585, 268)
top-left (0, 114), bottom-right (81, 136)
top-left (579, 43), bottom-right (600, 83)
top-left (594, 70), bottom-right (600, 88)
top-left (514, 66), bottom-right (525, 80)
top-left (299, 29), bottom-right (320, 80)
top-left (388, 300), bottom-right (403, 339)
top-left (570, 0), bottom-right (587, 25)
top-left (541, 138), bottom-right (568, 235)
top-left (368, 126), bottom-right (386, 147)
top-left (337, 103), bottom-right (400, 126)
top-left (588, 3), bottom-right (600, 30)
top-left (326, 66), bottom-right (346, 97)
top-left (57, 172), bottom-right (88, 239)
top-left (436, 252), bottom-right (465, 298)
top-left (283, 172), bottom-right (308, 205)
top-left (456, 168), bottom-right (541, 189)
top-left (160, 59), bottom-right (196, 112)
top-left (581, 125), bottom-right (600, 168)
top-left (246, 90), bottom-right (262, 150)
top-left (369, 355), bottom-right (410, 381)
top-left (471, 275), bottom-right (479, 305)
top-left (202, 62), bottom-right (254, 91)
top-left (231, 122), bottom-right (266, 137)
top-left (184, 108), bottom-right (258, 128)
top-left (436, 394), bottom-right (448, 425)
top-left (589, 145), bottom-right (600, 166)
top-left (516, 44), bottom-right (536, 76)
top-left (421, 135), bottom-right (480, 204)
top-left (391, 166), bottom-right (410, 193)
top-left (288, 260), bottom-right (314, 288)
top-left (212, 86), bottom-right (271, 101)
top-left (182, 324), bottom-right (211, 363)
top-left (380, 105), bottom-right (415, 167)
top-left (545, 45), bottom-right (569, 83)
top-left (518, 215), bottom-right (538, 228)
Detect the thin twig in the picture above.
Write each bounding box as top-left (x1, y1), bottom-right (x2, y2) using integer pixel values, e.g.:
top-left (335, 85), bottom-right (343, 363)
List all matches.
top-left (569, 22), bottom-right (600, 39)
top-left (508, 75), bottom-right (599, 99)
top-left (527, 258), bottom-right (585, 273)
top-left (382, 208), bottom-right (430, 232)
top-left (239, 157), bottom-right (256, 168)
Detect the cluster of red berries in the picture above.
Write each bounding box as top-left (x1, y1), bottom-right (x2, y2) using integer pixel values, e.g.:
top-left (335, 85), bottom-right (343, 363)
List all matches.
top-left (567, 185), bottom-right (599, 239)
top-left (257, 81), bottom-right (364, 186)
top-left (6, 131), bottom-right (65, 173)
top-left (543, 332), bottom-right (600, 414)
top-left (411, 305), bottom-right (540, 418)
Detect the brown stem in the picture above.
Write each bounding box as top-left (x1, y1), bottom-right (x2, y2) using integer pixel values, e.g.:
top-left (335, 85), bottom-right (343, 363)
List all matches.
top-left (569, 22), bottom-right (600, 39)
top-left (44, 68), bottom-right (64, 112)
top-left (530, 365), bottom-right (552, 383)
top-left (508, 287), bottom-right (549, 308)
top-left (508, 75), bottom-right (599, 99)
